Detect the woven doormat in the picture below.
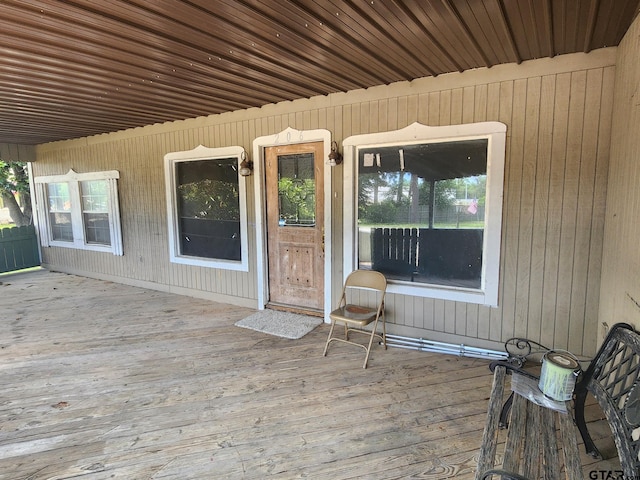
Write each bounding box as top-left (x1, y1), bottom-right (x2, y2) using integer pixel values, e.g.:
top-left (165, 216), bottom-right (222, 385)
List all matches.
top-left (235, 309), bottom-right (323, 339)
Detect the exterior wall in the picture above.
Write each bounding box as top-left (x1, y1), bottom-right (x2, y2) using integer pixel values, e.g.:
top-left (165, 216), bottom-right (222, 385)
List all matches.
top-left (599, 15), bottom-right (640, 336)
top-left (34, 49), bottom-right (616, 356)
top-left (0, 143), bottom-right (35, 162)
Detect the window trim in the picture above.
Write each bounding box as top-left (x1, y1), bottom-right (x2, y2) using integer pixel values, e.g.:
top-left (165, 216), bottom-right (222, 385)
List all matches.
top-left (34, 169), bottom-right (123, 255)
top-left (164, 144), bottom-right (249, 272)
top-left (342, 122), bottom-right (506, 307)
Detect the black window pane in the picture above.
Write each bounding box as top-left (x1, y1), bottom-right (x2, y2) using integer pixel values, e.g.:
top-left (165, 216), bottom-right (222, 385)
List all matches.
top-left (176, 158), bottom-right (241, 261)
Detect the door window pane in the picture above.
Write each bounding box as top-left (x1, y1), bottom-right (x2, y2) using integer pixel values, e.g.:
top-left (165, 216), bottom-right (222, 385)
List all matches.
top-left (277, 153), bottom-right (316, 226)
top-left (47, 182), bottom-right (73, 241)
top-left (176, 158), bottom-right (241, 261)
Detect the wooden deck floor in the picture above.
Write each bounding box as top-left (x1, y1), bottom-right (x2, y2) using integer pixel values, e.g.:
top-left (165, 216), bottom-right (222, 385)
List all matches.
top-left (0, 270), bottom-right (621, 479)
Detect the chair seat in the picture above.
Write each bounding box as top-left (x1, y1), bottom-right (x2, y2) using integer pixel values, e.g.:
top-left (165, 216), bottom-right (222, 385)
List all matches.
top-left (329, 304), bottom-right (377, 326)
top-left (323, 270), bottom-right (387, 368)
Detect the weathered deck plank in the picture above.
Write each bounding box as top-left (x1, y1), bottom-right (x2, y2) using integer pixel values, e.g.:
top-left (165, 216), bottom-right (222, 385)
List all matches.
top-left (0, 270), bottom-right (621, 479)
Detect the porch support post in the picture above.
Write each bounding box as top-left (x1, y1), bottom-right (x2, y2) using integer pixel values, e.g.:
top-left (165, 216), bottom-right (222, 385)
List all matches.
top-left (428, 179), bottom-right (436, 229)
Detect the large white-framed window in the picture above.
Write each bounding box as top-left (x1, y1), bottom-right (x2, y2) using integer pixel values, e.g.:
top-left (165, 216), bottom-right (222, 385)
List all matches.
top-left (34, 169), bottom-right (123, 255)
top-left (164, 145), bottom-right (249, 272)
top-left (343, 122), bottom-right (506, 306)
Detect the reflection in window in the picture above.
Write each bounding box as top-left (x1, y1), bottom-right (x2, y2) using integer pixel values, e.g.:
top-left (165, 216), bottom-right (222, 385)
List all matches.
top-left (358, 139), bottom-right (488, 288)
top-left (47, 182), bottom-right (73, 241)
top-left (176, 158), bottom-right (241, 261)
top-left (277, 153), bottom-right (316, 226)
top-left (81, 180), bottom-right (111, 245)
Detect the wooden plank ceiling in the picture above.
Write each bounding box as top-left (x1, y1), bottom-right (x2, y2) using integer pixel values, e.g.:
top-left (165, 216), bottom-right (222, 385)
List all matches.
top-left (1, 0), bottom-right (639, 145)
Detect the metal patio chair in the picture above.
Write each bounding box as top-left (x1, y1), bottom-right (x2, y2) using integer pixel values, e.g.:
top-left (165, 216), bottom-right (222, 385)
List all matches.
top-left (322, 270), bottom-right (387, 369)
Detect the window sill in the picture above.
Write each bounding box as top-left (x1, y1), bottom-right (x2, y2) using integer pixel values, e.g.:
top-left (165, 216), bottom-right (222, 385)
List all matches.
top-left (385, 280), bottom-right (497, 307)
top-left (169, 254), bottom-right (248, 272)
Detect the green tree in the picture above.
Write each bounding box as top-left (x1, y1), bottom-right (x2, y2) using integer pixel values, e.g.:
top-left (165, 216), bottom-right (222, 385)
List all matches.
top-left (358, 174), bottom-right (389, 219)
top-left (0, 160), bottom-right (31, 226)
top-left (178, 179), bottom-right (239, 221)
top-left (418, 178), bottom-right (457, 208)
top-left (278, 177), bottom-right (315, 224)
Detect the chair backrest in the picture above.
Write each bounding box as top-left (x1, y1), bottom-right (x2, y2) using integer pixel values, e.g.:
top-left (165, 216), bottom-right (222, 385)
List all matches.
top-left (574, 322), bottom-right (640, 475)
top-left (344, 269), bottom-right (387, 292)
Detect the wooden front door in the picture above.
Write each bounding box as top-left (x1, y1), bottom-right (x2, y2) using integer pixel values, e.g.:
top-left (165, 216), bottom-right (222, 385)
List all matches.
top-left (265, 142), bottom-right (324, 312)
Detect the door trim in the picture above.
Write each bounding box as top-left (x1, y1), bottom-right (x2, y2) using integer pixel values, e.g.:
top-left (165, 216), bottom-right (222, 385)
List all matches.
top-left (252, 127), bottom-right (333, 322)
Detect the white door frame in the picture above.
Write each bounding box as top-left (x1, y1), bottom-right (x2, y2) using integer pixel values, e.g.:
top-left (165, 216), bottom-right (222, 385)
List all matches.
top-left (252, 127), bottom-right (333, 322)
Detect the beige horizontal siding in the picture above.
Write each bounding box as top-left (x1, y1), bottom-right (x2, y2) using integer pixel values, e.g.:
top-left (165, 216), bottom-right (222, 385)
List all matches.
top-left (34, 49), bottom-right (617, 356)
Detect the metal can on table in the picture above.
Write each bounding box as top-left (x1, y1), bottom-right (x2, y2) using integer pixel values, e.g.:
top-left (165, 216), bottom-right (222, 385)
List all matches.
top-left (538, 351), bottom-right (580, 401)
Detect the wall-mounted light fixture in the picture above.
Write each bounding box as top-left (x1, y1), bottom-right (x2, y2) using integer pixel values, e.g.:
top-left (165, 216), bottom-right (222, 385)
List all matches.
top-left (327, 141), bottom-right (343, 166)
top-left (239, 151), bottom-right (253, 176)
